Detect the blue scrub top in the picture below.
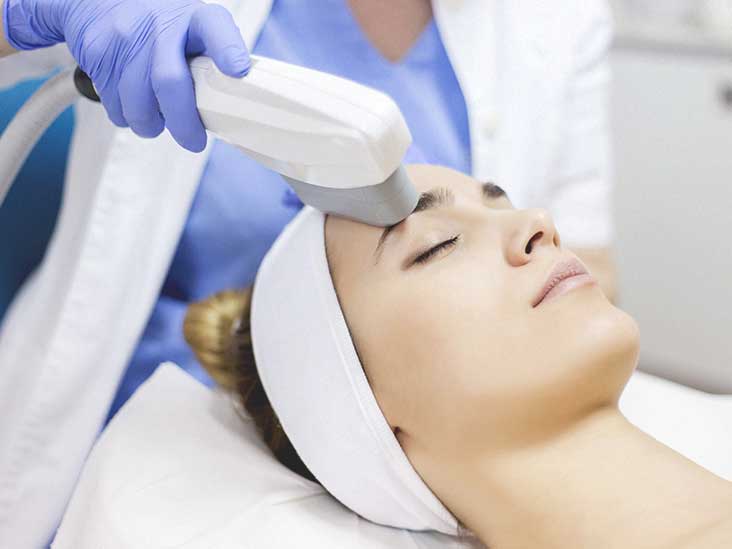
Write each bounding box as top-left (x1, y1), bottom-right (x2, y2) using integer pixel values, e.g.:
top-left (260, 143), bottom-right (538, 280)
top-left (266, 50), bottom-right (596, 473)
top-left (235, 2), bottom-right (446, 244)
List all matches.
top-left (106, 0), bottom-right (470, 419)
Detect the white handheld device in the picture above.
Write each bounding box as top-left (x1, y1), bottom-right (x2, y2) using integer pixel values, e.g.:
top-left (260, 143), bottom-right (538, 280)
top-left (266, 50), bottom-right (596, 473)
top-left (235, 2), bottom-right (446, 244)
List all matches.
top-left (189, 55), bottom-right (419, 226)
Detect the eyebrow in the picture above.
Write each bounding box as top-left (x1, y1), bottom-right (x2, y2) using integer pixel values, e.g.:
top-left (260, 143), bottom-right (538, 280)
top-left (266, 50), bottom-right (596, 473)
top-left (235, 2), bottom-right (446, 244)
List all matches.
top-left (481, 181), bottom-right (506, 200)
top-left (373, 181), bottom-right (507, 261)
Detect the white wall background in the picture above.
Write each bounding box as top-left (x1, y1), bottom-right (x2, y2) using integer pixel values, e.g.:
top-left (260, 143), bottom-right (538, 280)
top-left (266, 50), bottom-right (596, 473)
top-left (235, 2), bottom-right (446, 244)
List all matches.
top-left (611, 42), bottom-right (732, 393)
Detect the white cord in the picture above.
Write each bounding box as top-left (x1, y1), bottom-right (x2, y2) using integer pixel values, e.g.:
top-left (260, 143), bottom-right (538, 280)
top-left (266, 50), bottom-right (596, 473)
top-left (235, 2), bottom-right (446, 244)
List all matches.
top-left (0, 67), bottom-right (79, 208)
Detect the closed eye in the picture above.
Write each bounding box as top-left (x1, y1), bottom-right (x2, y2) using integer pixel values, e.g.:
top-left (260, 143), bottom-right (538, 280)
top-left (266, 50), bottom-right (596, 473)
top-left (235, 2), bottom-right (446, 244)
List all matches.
top-left (412, 235), bottom-right (461, 265)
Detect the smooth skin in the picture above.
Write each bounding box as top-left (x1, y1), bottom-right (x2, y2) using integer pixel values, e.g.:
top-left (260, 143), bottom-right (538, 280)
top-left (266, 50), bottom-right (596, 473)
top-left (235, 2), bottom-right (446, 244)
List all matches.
top-left (325, 165), bottom-right (732, 549)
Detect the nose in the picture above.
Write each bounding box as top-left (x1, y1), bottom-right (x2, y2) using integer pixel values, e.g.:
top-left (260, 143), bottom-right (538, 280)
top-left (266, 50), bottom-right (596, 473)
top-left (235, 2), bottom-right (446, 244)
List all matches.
top-left (506, 208), bottom-right (560, 266)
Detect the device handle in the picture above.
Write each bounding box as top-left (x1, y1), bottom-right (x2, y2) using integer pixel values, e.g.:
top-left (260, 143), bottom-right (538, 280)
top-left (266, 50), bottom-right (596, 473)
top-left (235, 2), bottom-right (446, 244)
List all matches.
top-left (188, 55), bottom-right (411, 190)
top-left (73, 68), bottom-right (100, 102)
top-left (74, 57), bottom-right (412, 193)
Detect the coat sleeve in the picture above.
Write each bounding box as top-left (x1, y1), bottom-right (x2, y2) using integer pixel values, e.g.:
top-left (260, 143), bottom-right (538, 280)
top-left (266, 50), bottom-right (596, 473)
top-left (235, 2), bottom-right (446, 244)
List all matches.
top-left (0, 44), bottom-right (74, 90)
top-left (547, 0), bottom-right (614, 249)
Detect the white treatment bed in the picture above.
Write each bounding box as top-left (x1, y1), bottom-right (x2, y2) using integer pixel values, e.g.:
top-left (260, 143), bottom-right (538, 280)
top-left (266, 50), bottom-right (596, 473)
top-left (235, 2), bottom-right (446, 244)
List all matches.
top-left (52, 363), bottom-right (732, 548)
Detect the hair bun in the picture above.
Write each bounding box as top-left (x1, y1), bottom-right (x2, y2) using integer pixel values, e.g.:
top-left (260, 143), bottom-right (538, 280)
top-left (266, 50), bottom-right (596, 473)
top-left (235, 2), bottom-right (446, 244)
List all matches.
top-left (183, 288), bottom-right (252, 390)
top-left (184, 286), bottom-right (318, 484)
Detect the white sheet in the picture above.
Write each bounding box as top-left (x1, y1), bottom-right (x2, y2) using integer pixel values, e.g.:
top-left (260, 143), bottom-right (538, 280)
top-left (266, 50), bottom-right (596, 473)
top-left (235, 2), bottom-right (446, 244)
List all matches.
top-left (619, 370), bottom-right (732, 481)
top-left (52, 363), bottom-right (478, 549)
top-left (53, 364), bottom-right (732, 548)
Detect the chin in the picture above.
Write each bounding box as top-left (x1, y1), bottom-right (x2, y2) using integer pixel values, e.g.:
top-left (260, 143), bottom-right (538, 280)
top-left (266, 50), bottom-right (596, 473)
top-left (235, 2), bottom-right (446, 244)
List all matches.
top-left (570, 299), bottom-right (641, 406)
top-left (533, 286), bottom-right (638, 402)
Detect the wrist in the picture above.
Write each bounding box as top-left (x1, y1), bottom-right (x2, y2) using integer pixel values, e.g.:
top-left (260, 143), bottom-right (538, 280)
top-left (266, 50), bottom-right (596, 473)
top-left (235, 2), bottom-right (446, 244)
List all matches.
top-left (3, 0), bottom-right (65, 50)
top-left (2, 0), bottom-right (13, 53)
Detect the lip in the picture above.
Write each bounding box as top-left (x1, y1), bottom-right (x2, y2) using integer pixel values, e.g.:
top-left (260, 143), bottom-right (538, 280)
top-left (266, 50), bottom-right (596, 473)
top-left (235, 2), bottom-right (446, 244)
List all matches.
top-left (532, 257), bottom-right (596, 308)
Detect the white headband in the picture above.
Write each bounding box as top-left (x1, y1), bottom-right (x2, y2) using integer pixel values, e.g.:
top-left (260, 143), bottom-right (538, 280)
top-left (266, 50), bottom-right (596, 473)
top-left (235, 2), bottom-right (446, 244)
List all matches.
top-left (250, 206), bottom-right (458, 535)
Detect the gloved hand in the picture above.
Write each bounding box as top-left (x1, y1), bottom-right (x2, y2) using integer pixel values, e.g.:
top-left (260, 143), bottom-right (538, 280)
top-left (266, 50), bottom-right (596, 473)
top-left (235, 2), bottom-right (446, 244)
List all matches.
top-left (3, 0), bottom-right (250, 151)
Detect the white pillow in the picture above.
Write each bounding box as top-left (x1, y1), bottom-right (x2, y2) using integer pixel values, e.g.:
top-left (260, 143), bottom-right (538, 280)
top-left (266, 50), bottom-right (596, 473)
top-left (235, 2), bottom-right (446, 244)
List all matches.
top-left (52, 363), bottom-right (480, 549)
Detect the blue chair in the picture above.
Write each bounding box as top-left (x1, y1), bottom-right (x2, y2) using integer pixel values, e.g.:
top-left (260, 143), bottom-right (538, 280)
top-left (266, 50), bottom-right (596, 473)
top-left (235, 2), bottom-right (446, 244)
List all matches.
top-left (0, 77), bottom-right (74, 322)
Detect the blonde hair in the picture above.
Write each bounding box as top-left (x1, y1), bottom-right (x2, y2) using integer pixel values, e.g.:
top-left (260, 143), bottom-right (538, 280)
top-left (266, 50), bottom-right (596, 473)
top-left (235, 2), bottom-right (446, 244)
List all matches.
top-left (183, 288), bottom-right (317, 484)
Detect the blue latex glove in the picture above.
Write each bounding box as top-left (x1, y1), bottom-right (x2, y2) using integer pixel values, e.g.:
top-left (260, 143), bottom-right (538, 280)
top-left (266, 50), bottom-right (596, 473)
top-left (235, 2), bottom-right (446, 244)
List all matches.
top-left (3, 0), bottom-right (250, 151)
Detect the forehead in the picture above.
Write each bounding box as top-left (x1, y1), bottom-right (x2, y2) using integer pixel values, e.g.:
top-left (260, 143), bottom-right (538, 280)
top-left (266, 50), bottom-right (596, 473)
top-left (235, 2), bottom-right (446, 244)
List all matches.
top-left (324, 164), bottom-right (489, 277)
top-left (402, 164), bottom-right (480, 194)
top-left (328, 164), bottom-right (483, 234)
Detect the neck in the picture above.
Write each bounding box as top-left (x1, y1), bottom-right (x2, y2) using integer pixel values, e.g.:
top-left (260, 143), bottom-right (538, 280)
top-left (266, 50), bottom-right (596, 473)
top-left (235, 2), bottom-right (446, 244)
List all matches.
top-left (347, 0), bottom-right (432, 62)
top-left (439, 406), bottom-right (732, 549)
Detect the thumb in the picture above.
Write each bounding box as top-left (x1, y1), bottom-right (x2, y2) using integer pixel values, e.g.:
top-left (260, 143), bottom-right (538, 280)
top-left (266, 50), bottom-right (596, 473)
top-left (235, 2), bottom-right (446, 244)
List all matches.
top-left (186, 3), bottom-right (250, 77)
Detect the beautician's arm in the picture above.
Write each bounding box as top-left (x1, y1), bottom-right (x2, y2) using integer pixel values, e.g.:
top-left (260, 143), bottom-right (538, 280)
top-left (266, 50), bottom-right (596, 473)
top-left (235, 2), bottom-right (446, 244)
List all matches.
top-left (0, 0), bottom-right (17, 57)
top-left (571, 246), bottom-right (618, 304)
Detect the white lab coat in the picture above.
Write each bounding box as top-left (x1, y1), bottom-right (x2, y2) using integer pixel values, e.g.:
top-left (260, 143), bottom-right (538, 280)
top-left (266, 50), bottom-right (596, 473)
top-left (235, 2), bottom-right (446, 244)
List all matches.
top-left (0, 1), bottom-right (613, 545)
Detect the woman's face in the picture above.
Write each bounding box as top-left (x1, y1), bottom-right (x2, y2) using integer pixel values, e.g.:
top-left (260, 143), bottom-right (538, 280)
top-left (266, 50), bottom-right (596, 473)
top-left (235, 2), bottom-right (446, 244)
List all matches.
top-left (324, 165), bottom-right (639, 465)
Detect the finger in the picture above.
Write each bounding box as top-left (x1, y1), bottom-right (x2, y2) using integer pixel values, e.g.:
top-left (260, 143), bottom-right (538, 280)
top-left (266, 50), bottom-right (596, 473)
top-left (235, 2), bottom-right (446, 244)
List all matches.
top-left (186, 3), bottom-right (250, 77)
top-left (151, 40), bottom-right (207, 152)
top-left (118, 55), bottom-right (165, 138)
top-left (96, 81), bottom-right (128, 128)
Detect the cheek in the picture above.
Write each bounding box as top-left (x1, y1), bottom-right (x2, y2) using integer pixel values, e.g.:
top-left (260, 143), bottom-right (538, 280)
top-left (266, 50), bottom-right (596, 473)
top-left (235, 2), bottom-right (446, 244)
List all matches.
top-left (366, 262), bottom-right (521, 438)
top-left (429, 293), bottom-right (639, 453)
top-left (346, 253), bottom-right (641, 458)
